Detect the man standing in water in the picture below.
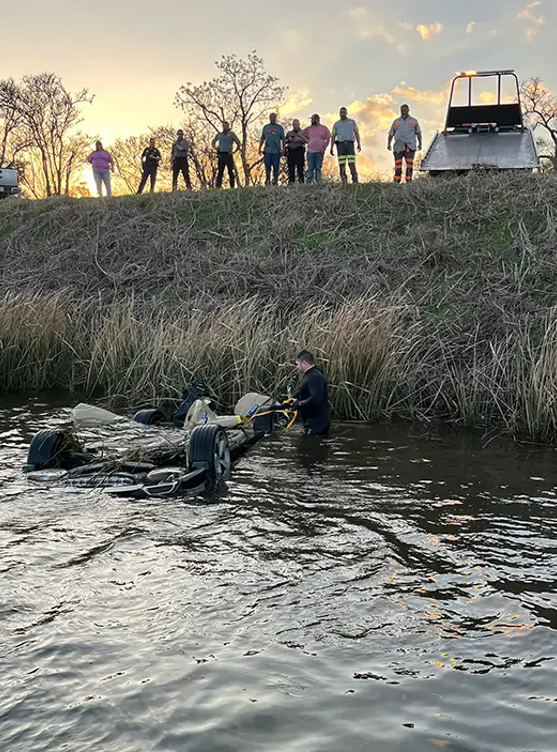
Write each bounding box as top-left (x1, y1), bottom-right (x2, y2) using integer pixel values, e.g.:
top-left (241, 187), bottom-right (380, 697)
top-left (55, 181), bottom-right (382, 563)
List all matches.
top-left (171, 129), bottom-right (192, 191)
top-left (289, 351), bottom-right (331, 436)
top-left (259, 113), bottom-right (286, 186)
top-left (137, 137), bottom-right (161, 194)
top-left (387, 104), bottom-right (423, 184)
top-left (212, 121), bottom-right (241, 188)
top-left (331, 107), bottom-right (361, 185)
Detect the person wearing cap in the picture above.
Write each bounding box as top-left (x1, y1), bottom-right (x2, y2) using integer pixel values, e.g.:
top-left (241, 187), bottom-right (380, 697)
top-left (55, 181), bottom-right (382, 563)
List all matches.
top-left (137, 137), bottom-right (162, 194)
top-left (259, 113), bottom-right (286, 186)
top-left (284, 119), bottom-right (308, 184)
top-left (387, 104), bottom-right (423, 184)
top-left (212, 122), bottom-right (241, 188)
top-left (171, 129), bottom-right (192, 190)
top-left (331, 107), bottom-right (361, 185)
top-left (302, 114), bottom-right (331, 184)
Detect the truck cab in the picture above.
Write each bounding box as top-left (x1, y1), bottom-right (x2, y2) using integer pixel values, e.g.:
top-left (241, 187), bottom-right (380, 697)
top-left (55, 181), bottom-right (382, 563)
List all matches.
top-left (420, 70), bottom-right (539, 174)
top-left (0, 166), bottom-right (21, 197)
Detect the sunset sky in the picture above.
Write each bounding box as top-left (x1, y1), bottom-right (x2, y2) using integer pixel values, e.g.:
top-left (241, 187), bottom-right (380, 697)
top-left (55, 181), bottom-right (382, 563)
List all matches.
top-left (1, 0), bottom-right (555, 175)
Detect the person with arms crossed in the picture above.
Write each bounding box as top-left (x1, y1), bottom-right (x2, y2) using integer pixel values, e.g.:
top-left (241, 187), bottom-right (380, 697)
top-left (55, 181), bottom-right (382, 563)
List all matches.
top-left (284, 119), bottom-right (308, 184)
top-left (171, 129), bottom-right (192, 191)
top-left (387, 104), bottom-right (422, 184)
top-left (302, 114), bottom-right (331, 184)
top-left (259, 113), bottom-right (286, 186)
top-left (331, 107), bottom-right (361, 185)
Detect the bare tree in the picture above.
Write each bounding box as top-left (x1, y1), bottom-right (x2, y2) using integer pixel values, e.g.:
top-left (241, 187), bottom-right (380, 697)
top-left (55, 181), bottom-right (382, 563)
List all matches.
top-left (0, 72), bottom-right (94, 196)
top-left (521, 77), bottom-right (557, 170)
top-left (109, 135), bottom-right (146, 194)
top-left (0, 81), bottom-right (32, 167)
top-left (175, 51), bottom-right (286, 186)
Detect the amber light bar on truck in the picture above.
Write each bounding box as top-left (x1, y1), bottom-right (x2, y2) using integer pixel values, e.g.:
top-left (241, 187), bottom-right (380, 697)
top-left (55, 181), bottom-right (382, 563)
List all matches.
top-left (456, 69), bottom-right (515, 77)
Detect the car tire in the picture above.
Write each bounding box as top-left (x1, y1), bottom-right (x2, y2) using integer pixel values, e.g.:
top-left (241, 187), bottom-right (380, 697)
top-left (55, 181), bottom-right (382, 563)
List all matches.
top-left (26, 429), bottom-right (74, 471)
top-left (188, 424), bottom-right (231, 482)
top-left (133, 409), bottom-right (165, 425)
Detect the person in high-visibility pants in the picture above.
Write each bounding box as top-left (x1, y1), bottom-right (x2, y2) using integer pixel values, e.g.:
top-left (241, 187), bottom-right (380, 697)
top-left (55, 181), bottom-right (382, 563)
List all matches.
top-left (331, 108), bottom-right (361, 185)
top-left (387, 104), bottom-right (423, 184)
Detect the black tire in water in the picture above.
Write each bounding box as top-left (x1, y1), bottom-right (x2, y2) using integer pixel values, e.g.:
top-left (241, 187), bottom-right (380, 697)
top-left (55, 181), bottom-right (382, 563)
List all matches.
top-left (26, 429), bottom-right (73, 470)
top-left (188, 424), bottom-right (231, 482)
top-left (133, 409), bottom-right (166, 425)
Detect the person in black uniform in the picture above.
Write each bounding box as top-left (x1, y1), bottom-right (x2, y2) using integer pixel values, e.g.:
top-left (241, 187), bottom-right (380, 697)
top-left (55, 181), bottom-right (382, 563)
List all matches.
top-left (137, 138), bottom-right (161, 194)
top-left (290, 350), bottom-right (331, 435)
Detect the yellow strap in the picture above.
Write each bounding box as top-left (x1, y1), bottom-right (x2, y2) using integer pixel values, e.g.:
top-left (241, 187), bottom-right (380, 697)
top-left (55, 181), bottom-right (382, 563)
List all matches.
top-left (286, 410), bottom-right (298, 430)
top-left (253, 408), bottom-right (298, 431)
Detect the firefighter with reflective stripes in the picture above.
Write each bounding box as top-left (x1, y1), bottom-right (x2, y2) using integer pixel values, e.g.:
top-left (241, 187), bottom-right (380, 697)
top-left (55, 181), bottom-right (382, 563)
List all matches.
top-left (388, 104), bottom-right (423, 184)
top-left (331, 107), bottom-right (361, 185)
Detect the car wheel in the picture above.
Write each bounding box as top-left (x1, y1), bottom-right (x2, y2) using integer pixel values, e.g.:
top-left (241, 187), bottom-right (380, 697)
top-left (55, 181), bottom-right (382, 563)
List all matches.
top-left (133, 409), bottom-right (165, 425)
top-left (26, 429), bottom-right (74, 471)
top-left (188, 424), bottom-right (231, 482)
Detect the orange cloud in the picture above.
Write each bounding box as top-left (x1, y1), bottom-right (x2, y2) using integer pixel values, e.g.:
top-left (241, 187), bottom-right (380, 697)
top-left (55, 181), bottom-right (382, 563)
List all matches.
top-left (322, 95), bottom-right (397, 178)
top-left (321, 81), bottom-right (450, 179)
top-left (391, 86), bottom-right (446, 106)
top-left (416, 23), bottom-right (443, 40)
top-left (517, 1), bottom-right (545, 39)
top-left (478, 91), bottom-right (497, 105)
top-left (282, 89), bottom-right (313, 116)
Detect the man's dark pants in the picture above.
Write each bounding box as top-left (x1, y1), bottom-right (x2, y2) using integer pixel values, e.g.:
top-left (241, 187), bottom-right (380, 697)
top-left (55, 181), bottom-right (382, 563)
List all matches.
top-left (137, 164), bottom-right (157, 194)
top-left (336, 141), bottom-right (358, 184)
top-left (287, 148), bottom-right (305, 184)
top-left (172, 158), bottom-right (192, 190)
top-left (216, 152), bottom-right (235, 188)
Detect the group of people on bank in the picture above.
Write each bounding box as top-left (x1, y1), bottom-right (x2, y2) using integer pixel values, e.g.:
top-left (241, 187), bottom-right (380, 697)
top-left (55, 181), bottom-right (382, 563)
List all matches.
top-left (86, 104), bottom-right (422, 197)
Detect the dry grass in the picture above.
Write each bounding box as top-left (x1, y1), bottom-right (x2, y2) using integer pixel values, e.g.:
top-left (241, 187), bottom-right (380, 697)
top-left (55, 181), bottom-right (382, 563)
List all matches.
top-left (2, 173), bottom-right (557, 440)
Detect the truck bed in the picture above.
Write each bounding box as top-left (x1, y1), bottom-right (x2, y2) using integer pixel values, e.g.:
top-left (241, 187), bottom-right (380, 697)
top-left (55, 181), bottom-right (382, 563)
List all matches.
top-left (420, 129), bottom-right (539, 172)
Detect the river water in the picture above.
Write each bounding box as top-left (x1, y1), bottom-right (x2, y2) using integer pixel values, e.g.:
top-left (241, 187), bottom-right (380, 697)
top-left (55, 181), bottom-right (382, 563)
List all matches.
top-left (1, 395), bottom-right (556, 752)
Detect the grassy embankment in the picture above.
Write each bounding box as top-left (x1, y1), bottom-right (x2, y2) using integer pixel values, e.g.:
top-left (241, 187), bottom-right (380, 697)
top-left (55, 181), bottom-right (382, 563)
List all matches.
top-left (2, 174), bottom-right (557, 441)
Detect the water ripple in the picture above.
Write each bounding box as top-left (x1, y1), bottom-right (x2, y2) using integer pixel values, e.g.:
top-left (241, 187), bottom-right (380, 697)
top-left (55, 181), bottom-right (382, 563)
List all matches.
top-left (0, 397), bottom-right (556, 751)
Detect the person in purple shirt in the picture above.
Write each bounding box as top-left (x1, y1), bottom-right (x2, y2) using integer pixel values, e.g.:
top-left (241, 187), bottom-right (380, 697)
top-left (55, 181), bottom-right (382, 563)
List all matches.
top-left (87, 141), bottom-right (114, 197)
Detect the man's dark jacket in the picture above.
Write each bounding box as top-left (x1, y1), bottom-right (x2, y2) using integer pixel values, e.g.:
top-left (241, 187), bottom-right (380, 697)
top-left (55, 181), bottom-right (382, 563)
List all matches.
top-left (295, 366), bottom-right (330, 435)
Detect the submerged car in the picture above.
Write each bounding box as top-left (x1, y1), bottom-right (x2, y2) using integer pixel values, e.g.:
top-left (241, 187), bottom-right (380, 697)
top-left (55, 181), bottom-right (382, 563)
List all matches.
top-left (23, 386), bottom-right (297, 499)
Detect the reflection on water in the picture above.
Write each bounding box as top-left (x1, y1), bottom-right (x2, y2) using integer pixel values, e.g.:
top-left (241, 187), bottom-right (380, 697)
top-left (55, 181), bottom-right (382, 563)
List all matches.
top-left (1, 395), bottom-right (556, 752)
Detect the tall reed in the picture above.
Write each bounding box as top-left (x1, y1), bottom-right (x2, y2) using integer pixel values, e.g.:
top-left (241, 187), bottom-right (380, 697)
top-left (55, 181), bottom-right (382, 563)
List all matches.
top-left (2, 290), bottom-right (557, 441)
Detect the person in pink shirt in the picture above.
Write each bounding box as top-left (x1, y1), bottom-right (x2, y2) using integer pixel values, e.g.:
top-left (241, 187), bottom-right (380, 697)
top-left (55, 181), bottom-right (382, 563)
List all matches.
top-left (302, 114), bottom-right (331, 183)
top-left (87, 141), bottom-right (114, 197)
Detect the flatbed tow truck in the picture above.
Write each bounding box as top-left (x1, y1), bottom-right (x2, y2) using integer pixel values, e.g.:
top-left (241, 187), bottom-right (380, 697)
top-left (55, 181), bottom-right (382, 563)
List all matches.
top-left (420, 70), bottom-right (540, 175)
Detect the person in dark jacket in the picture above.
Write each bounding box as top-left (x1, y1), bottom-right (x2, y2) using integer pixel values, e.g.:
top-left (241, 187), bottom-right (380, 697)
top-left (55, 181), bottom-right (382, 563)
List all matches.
top-left (137, 138), bottom-right (161, 194)
top-left (290, 350), bottom-right (331, 435)
top-left (285, 119), bottom-right (308, 184)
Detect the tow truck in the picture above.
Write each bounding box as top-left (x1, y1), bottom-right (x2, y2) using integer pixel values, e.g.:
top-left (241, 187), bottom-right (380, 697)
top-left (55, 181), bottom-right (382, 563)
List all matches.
top-left (420, 70), bottom-right (539, 175)
top-left (0, 165), bottom-right (21, 197)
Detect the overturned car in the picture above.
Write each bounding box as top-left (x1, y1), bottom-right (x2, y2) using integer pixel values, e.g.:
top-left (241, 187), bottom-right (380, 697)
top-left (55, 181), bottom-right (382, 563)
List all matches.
top-left (23, 385), bottom-right (297, 499)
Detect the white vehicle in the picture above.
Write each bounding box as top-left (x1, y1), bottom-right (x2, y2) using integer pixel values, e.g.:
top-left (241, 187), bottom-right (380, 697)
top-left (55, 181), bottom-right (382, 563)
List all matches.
top-left (420, 70), bottom-right (539, 175)
top-left (0, 166), bottom-right (21, 197)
